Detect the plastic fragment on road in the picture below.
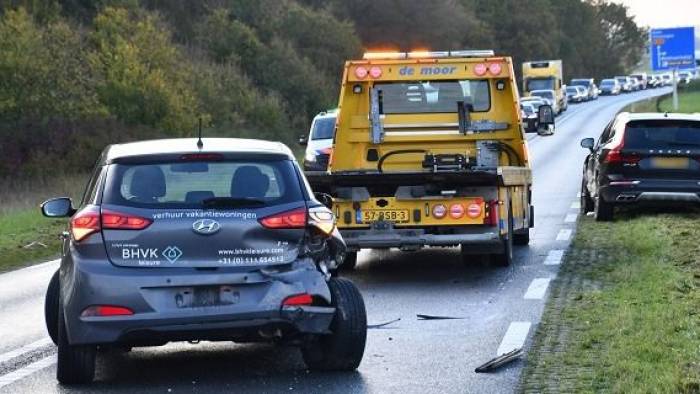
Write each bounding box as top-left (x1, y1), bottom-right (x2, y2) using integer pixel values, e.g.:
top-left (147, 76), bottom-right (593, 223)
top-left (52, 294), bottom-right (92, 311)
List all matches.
top-left (416, 314), bottom-right (466, 320)
top-left (474, 348), bottom-right (523, 373)
top-left (367, 318), bottom-right (401, 329)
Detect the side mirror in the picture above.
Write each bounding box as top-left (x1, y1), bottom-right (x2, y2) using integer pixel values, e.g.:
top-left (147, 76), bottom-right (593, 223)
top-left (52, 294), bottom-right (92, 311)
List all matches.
top-left (580, 137), bottom-right (595, 152)
top-left (536, 104), bottom-right (555, 134)
top-left (314, 192), bottom-right (333, 209)
top-left (41, 197), bottom-right (75, 218)
top-left (298, 135), bottom-right (308, 146)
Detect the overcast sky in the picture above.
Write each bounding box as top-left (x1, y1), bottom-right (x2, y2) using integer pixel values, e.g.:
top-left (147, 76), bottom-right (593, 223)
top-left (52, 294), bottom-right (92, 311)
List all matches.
top-left (612, 0), bottom-right (698, 28)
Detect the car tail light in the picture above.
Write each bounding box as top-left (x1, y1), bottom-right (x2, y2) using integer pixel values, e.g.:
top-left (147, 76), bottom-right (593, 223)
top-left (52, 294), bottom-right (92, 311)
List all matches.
top-left (432, 204), bottom-right (447, 219)
top-left (282, 293), bottom-right (313, 306)
top-left (604, 132), bottom-right (640, 164)
top-left (259, 208), bottom-right (307, 229)
top-left (474, 63), bottom-right (487, 76)
top-left (488, 63), bottom-right (502, 75)
top-left (369, 66), bottom-right (382, 78)
top-left (449, 204), bottom-right (465, 219)
top-left (467, 203), bottom-right (482, 218)
top-left (355, 66), bottom-right (368, 79)
top-left (81, 305), bottom-right (134, 317)
top-left (102, 210), bottom-right (152, 230)
top-left (70, 206), bottom-right (101, 242)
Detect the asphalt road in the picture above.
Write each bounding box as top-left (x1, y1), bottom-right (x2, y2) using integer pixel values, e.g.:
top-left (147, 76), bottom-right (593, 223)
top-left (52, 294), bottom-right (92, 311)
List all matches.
top-left (0, 87), bottom-right (670, 394)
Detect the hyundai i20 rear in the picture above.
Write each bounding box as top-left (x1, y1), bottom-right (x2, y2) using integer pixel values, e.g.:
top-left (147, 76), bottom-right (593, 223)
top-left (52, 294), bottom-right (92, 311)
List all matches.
top-left (41, 138), bottom-right (366, 384)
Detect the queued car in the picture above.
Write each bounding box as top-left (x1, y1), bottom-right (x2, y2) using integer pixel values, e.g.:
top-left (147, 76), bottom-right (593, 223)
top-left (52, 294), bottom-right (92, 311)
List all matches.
top-left (41, 138), bottom-right (367, 384)
top-left (646, 74), bottom-right (660, 88)
top-left (615, 76), bottom-right (633, 92)
top-left (520, 102), bottom-right (538, 132)
top-left (630, 73), bottom-right (648, 89)
top-left (521, 96), bottom-right (550, 111)
top-left (300, 110), bottom-right (337, 171)
top-left (569, 78), bottom-right (598, 100)
top-left (679, 71), bottom-right (693, 86)
top-left (529, 89), bottom-right (563, 114)
top-left (660, 73), bottom-right (673, 86)
top-left (580, 113), bottom-right (700, 221)
top-left (599, 79), bottom-right (621, 95)
top-left (565, 85), bottom-right (587, 103)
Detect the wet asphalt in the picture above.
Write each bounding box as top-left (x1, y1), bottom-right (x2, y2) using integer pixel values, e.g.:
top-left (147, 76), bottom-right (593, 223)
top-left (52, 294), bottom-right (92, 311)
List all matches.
top-left (0, 88), bottom-right (671, 394)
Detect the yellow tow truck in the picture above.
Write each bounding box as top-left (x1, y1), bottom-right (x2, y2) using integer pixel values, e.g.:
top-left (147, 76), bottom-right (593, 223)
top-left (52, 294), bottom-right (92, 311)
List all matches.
top-left (307, 50), bottom-right (554, 269)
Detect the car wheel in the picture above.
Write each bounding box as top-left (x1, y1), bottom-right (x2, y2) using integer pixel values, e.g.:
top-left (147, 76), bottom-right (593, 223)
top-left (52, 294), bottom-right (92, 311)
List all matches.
top-left (339, 251), bottom-right (357, 271)
top-left (594, 195), bottom-right (614, 222)
top-left (491, 204), bottom-right (514, 267)
top-left (57, 297), bottom-right (96, 385)
top-left (301, 278), bottom-right (367, 371)
top-left (45, 269), bottom-right (60, 345)
top-left (580, 179), bottom-right (594, 214)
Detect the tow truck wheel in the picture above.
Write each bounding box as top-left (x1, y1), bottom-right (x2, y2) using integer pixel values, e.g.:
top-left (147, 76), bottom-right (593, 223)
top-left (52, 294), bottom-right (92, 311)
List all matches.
top-left (45, 269), bottom-right (60, 345)
top-left (301, 278), bottom-right (367, 371)
top-left (491, 207), bottom-right (514, 267)
top-left (57, 297), bottom-right (96, 384)
top-left (339, 251), bottom-right (357, 271)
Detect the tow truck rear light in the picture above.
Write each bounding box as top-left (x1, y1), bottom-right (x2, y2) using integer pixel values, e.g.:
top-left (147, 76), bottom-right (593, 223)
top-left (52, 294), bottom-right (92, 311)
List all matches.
top-left (474, 63), bottom-right (487, 76)
top-left (432, 204), bottom-right (447, 219)
top-left (488, 63), bottom-right (502, 75)
top-left (369, 66), bottom-right (383, 78)
top-left (70, 206), bottom-right (101, 242)
top-left (467, 203), bottom-right (482, 218)
top-left (282, 293), bottom-right (313, 306)
top-left (449, 204), bottom-right (465, 219)
top-left (102, 210), bottom-right (152, 230)
top-left (81, 305), bottom-right (134, 317)
top-left (485, 200), bottom-right (500, 226)
top-left (259, 208), bottom-right (307, 229)
top-left (354, 66), bottom-right (368, 79)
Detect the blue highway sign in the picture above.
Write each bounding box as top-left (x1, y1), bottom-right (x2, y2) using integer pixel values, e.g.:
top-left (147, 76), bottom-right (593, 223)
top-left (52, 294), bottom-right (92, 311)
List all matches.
top-left (650, 27), bottom-right (696, 71)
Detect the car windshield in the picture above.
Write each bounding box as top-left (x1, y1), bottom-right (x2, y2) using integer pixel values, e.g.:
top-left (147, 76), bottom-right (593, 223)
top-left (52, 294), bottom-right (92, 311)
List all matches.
top-left (624, 120), bottom-right (700, 150)
top-left (376, 80), bottom-right (490, 114)
top-left (526, 77), bottom-right (555, 91)
top-left (531, 91), bottom-right (554, 100)
top-left (103, 160), bottom-right (303, 209)
top-left (521, 105), bottom-right (534, 115)
top-left (311, 116), bottom-right (336, 140)
top-left (570, 80), bottom-right (590, 87)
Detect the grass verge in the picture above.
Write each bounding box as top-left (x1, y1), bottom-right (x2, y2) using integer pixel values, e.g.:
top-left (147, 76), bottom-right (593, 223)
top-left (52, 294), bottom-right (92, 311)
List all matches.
top-left (520, 211), bottom-right (700, 393)
top-left (658, 82), bottom-right (700, 112)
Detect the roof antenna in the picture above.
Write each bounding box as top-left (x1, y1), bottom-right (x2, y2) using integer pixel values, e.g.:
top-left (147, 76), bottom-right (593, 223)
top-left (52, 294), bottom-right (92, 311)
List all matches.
top-left (196, 117), bottom-right (203, 149)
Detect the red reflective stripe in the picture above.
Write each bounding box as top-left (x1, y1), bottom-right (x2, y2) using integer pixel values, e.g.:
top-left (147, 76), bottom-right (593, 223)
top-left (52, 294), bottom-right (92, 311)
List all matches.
top-left (282, 293), bottom-right (313, 306)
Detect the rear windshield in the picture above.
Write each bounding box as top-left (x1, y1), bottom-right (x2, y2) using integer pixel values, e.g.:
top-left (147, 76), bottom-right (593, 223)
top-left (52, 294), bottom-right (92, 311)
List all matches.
top-left (310, 117), bottom-right (336, 140)
top-left (601, 80), bottom-right (615, 85)
top-left (526, 77), bottom-right (555, 91)
top-left (570, 80), bottom-right (590, 87)
top-left (625, 120), bottom-right (700, 150)
top-left (376, 80), bottom-right (490, 114)
top-left (103, 160), bottom-right (303, 209)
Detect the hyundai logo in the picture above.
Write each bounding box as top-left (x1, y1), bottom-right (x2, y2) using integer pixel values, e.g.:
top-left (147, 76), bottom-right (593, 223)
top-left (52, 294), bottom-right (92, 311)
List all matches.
top-left (192, 219), bottom-right (221, 235)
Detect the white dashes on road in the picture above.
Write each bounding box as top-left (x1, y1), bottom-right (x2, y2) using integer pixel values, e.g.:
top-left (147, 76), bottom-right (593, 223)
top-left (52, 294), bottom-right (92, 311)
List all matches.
top-left (0, 337), bottom-right (52, 364)
top-left (496, 322), bottom-right (532, 356)
top-left (0, 355), bottom-right (56, 389)
top-left (556, 229), bottom-right (572, 241)
top-left (564, 213), bottom-right (578, 223)
top-left (544, 249), bottom-right (565, 266)
top-left (523, 278), bottom-right (552, 300)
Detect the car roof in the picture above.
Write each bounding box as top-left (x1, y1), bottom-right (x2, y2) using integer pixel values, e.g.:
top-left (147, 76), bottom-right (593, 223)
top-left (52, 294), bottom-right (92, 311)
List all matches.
top-left (313, 110), bottom-right (338, 120)
top-left (616, 112), bottom-right (700, 123)
top-left (103, 138), bottom-right (294, 164)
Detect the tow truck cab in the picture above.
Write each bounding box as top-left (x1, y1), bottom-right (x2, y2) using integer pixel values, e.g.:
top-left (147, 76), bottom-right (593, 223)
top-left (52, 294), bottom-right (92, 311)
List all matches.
top-left (522, 60), bottom-right (567, 114)
top-left (307, 50), bottom-right (551, 267)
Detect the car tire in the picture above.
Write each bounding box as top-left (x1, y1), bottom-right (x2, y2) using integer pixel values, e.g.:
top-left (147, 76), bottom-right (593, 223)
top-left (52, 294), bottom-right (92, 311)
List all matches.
top-left (301, 278), bottom-right (367, 371)
top-left (339, 251), bottom-right (357, 271)
top-left (491, 204), bottom-right (514, 267)
top-left (580, 179), bottom-right (594, 214)
top-left (594, 195), bottom-right (614, 222)
top-left (57, 297), bottom-right (96, 385)
top-left (45, 269), bottom-right (60, 345)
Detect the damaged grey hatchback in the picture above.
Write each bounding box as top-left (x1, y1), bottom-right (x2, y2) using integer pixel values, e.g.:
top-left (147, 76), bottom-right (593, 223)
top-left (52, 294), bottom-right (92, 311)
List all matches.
top-left (41, 138), bottom-right (366, 384)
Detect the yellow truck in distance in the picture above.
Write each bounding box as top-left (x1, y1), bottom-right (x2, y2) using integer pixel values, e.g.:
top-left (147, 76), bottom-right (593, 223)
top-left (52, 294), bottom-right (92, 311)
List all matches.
top-left (307, 50), bottom-right (554, 269)
top-left (522, 60), bottom-right (567, 114)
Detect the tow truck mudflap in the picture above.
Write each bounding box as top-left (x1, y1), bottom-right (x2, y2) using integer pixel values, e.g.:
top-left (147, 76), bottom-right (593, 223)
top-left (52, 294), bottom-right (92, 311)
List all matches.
top-left (339, 227), bottom-right (502, 250)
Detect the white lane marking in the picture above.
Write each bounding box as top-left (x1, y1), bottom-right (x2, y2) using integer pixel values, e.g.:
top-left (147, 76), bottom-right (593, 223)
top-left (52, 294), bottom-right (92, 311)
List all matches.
top-left (544, 250), bottom-right (565, 266)
top-left (524, 278), bottom-right (552, 300)
top-left (556, 229), bottom-right (572, 241)
top-left (564, 213), bottom-right (578, 223)
top-left (0, 338), bottom-right (53, 364)
top-left (570, 201), bottom-right (581, 209)
top-left (496, 322), bottom-right (531, 356)
top-left (576, 192), bottom-right (582, 198)
top-left (0, 355), bottom-right (56, 389)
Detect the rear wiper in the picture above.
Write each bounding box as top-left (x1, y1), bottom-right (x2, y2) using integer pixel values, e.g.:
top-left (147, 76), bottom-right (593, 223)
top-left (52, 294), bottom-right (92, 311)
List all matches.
top-left (201, 197), bottom-right (265, 208)
top-left (667, 141), bottom-right (700, 147)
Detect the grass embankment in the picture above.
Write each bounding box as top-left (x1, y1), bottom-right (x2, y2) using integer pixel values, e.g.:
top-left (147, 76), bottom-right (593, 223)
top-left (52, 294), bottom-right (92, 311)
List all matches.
top-left (624, 82), bottom-right (700, 113)
top-left (0, 175), bottom-right (83, 272)
top-left (521, 212), bottom-right (700, 393)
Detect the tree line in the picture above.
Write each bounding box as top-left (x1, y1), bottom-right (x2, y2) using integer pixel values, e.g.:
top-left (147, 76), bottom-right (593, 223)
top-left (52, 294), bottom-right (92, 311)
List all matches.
top-left (0, 0), bottom-right (645, 177)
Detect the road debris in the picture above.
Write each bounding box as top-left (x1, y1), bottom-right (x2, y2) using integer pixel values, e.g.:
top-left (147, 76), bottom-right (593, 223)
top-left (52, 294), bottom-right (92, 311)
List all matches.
top-left (474, 348), bottom-right (523, 373)
top-left (367, 318), bottom-right (401, 329)
top-left (22, 241), bottom-right (47, 249)
top-left (416, 314), bottom-right (466, 320)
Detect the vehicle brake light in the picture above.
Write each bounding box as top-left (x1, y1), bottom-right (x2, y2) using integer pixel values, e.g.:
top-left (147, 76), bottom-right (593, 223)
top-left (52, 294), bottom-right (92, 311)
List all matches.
top-left (369, 66), bottom-right (382, 78)
top-left (70, 206), bottom-right (101, 242)
top-left (488, 63), bottom-right (502, 75)
top-left (102, 210), bottom-right (152, 230)
top-left (81, 305), bottom-right (134, 317)
top-left (474, 63), bottom-right (487, 76)
top-left (355, 67), bottom-right (368, 79)
top-left (467, 203), bottom-right (482, 218)
top-left (282, 293), bottom-right (313, 306)
top-left (449, 204), bottom-right (465, 219)
top-left (432, 204), bottom-right (447, 219)
top-left (260, 208), bottom-right (307, 229)
top-left (485, 201), bottom-right (499, 226)
top-left (180, 153), bottom-right (223, 161)
top-left (603, 132), bottom-right (639, 164)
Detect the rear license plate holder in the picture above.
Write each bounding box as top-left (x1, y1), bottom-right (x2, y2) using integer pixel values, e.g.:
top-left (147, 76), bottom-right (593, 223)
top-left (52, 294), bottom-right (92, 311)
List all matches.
top-left (175, 286), bottom-right (239, 308)
top-left (651, 157), bottom-right (690, 169)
